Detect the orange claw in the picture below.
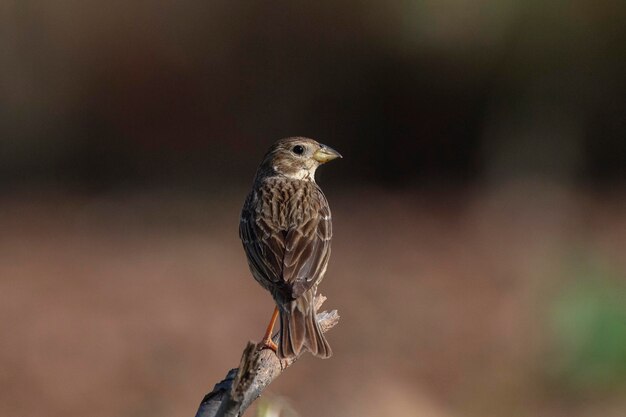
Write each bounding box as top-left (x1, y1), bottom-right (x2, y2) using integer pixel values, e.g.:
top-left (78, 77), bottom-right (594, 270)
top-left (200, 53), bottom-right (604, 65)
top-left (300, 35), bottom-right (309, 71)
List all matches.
top-left (260, 338), bottom-right (278, 352)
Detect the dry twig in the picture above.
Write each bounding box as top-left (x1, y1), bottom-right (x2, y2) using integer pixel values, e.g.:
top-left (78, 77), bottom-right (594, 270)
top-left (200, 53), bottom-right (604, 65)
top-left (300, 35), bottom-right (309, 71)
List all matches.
top-left (194, 295), bottom-right (339, 417)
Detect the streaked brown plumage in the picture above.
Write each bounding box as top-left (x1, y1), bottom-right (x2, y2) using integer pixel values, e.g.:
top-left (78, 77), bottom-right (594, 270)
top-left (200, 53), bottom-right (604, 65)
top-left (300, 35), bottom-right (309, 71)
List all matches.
top-left (239, 137), bottom-right (341, 359)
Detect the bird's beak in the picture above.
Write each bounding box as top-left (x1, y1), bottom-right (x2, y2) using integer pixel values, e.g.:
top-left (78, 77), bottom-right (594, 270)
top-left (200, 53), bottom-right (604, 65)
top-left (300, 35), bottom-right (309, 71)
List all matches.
top-left (313, 144), bottom-right (342, 163)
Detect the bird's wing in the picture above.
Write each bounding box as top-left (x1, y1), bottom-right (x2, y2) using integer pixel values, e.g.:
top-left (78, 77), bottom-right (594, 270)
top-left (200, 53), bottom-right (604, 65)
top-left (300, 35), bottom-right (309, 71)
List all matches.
top-left (239, 194), bottom-right (285, 286)
top-left (282, 190), bottom-right (332, 299)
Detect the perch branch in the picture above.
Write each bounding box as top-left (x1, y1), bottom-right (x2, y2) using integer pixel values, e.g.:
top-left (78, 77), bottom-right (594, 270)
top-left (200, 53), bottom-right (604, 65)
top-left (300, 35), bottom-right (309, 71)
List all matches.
top-left (194, 295), bottom-right (339, 417)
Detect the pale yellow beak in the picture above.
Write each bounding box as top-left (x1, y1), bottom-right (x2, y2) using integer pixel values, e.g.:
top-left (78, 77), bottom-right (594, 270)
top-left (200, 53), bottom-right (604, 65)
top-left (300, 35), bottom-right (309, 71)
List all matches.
top-left (313, 144), bottom-right (342, 163)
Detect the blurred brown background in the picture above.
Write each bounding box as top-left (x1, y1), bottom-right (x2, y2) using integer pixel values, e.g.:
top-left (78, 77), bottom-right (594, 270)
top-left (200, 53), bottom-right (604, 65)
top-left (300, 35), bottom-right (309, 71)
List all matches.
top-left (1, 1), bottom-right (625, 417)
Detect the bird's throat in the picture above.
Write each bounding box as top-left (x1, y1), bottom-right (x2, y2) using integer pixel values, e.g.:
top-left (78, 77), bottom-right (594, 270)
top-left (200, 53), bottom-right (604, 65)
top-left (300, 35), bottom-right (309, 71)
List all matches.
top-left (280, 167), bottom-right (316, 181)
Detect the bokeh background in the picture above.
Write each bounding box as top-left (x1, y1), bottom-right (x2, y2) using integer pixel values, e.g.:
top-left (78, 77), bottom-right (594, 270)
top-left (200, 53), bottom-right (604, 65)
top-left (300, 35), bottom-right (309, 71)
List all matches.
top-left (1, 1), bottom-right (625, 417)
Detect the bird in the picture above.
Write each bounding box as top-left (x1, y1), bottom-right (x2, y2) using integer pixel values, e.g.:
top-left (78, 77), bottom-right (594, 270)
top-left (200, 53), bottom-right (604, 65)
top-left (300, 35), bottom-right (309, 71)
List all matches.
top-left (239, 137), bottom-right (341, 359)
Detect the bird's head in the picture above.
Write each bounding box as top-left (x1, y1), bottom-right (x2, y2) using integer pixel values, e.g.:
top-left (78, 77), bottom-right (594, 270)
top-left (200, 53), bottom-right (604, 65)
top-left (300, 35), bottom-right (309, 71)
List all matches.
top-left (259, 137), bottom-right (342, 181)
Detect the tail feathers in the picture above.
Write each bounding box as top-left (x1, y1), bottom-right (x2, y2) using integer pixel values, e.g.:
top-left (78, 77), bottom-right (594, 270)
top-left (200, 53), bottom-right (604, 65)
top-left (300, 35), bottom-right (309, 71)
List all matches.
top-left (278, 299), bottom-right (332, 359)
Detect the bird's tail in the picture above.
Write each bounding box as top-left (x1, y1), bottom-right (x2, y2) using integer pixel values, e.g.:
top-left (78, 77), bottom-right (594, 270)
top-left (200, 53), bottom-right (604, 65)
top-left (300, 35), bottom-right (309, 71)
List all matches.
top-left (278, 294), bottom-right (332, 359)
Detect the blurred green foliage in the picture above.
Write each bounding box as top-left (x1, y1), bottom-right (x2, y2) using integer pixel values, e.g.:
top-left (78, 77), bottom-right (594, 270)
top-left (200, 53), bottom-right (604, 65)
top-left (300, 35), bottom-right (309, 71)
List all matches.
top-left (548, 255), bottom-right (626, 394)
top-left (256, 395), bottom-right (299, 417)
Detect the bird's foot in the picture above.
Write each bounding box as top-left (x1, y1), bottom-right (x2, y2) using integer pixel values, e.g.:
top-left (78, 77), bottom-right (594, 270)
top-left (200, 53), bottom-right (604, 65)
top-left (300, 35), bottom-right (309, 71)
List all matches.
top-left (257, 306), bottom-right (279, 353)
top-left (258, 337), bottom-right (278, 353)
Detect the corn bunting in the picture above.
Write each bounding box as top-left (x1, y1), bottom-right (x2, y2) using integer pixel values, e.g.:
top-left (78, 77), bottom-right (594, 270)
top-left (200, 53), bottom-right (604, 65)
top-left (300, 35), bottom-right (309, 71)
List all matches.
top-left (239, 137), bottom-right (341, 359)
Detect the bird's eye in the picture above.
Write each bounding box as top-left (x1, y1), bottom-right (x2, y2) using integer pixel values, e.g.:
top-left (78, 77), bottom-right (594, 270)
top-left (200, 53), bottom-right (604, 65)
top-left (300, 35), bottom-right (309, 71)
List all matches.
top-left (292, 145), bottom-right (305, 155)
